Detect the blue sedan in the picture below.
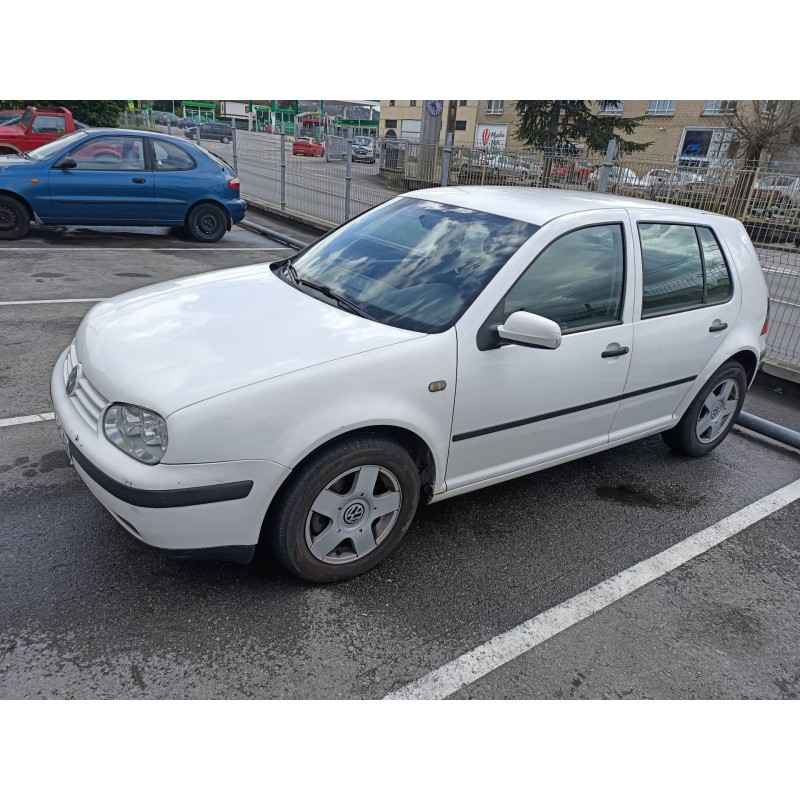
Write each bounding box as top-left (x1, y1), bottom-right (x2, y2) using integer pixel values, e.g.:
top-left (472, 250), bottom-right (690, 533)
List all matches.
top-left (0, 129), bottom-right (246, 242)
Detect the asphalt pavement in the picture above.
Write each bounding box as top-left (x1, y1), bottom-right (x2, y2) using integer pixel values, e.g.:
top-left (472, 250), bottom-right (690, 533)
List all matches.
top-left (1, 215), bottom-right (799, 699)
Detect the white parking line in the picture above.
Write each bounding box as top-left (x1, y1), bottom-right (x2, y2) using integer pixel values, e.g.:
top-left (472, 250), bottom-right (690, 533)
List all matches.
top-left (0, 299), bottom-right (107, 306)
top-left (0, 412), bottom-right (55, 428)
top-left (384, 477), bottom-right (800, 700)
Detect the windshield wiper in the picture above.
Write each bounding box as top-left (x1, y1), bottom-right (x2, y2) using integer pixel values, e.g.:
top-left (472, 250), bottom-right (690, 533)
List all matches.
top-left (282, 262), bottom-right (376, 321)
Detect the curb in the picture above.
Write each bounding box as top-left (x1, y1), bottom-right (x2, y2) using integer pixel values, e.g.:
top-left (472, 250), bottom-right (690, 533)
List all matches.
top-left (243, 196), bottom-right (335, 233)
top-left (762, 358), bottom-right (800, 386)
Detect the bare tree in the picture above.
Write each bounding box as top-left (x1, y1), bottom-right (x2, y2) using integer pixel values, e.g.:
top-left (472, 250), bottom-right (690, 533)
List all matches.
top-left (728, 100), bottom-right (800, 166)
top-left (724, 101), bottom-right (800, 217)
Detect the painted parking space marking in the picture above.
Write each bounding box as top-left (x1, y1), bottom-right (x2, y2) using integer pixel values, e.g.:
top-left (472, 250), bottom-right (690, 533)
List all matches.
top-left (0, 412), bottom-right (55, 428)
top-left (384, 478), bottom-right (800, 700)
top-left (0, 299), bottom-right (107, 306)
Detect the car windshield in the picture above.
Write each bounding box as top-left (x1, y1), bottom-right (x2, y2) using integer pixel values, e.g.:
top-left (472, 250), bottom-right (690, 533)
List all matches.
top-left (353, 137), bottom-right (372, 146)
top-left (26, 130), bottom-right (88, 160)
top-left (285, 197), bottom-right (538, 333)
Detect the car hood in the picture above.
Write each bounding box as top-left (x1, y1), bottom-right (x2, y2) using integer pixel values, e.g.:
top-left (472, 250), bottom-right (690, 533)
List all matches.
top-left (75, 263), bottom-right (426, 416)
top-left (0, 155), bottom-right (36, 171)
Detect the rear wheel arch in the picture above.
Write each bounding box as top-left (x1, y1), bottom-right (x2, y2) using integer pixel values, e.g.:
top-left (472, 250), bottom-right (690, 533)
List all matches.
top-left (184, 198), bottom-right (232, 231)
top-left (0, 144), bottom-right (22, 155)
top-left (728, 349), bottom-right (759, 386)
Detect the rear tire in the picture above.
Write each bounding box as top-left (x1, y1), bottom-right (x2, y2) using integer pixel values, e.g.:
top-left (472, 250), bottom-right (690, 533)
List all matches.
top-left (265, 433), bottom-right (420, 583)
top-left (0, 196), bottom-right (30, 241)
top-left (186, 203), bottom-right (227, 243)
top-left (661, 362), bottom-right (747, 457)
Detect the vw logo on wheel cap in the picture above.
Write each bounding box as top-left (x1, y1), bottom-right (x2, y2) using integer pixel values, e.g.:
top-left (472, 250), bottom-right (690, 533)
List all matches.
top-left (65, 365), bottom-right (80, 397)
top-left (343, 502), bottom-right (366, 525)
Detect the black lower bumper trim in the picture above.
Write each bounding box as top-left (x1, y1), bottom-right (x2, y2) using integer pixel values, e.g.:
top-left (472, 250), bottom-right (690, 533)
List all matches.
top-left (151, 543), bottom-right (256, 565)
top-left (69, 442), bottom-right (253, 509)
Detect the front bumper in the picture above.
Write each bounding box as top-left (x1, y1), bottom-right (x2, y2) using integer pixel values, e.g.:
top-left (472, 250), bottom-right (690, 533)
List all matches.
top-left (51, 347), bottom-right (291, 560)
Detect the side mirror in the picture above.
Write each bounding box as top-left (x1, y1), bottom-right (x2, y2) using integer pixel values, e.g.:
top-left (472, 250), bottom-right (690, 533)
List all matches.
top-left (497, 311), bottom-right (562, 350)
top-left (55, 157), bottom-right (77, 169)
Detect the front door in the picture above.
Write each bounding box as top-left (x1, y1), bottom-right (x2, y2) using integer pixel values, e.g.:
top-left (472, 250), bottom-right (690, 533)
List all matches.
top-left (446, 213), bottom-right (635, 492)
top-left (48, 135), bottom-right (154, 225)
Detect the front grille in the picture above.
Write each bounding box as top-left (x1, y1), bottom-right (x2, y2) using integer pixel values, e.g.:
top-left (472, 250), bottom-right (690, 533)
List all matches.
top-left (64, 343), bottom-right (108, 430)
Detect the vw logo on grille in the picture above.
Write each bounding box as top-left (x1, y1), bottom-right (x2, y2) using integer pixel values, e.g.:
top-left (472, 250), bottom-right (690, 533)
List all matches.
top-left (66, 365), bottom-right (80, 397)
top-left (343, 502), bottom-right (366, 525)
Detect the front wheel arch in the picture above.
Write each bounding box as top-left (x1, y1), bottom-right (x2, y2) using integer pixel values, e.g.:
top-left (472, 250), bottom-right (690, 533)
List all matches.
top-left (0, 190), bottom-right (35, 222)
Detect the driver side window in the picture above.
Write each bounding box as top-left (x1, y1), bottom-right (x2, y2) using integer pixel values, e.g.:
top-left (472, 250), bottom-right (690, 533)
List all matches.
top-left (69, 136), bottom-right (146, 171)
top-left (504, 224), bottom-right (625, 332)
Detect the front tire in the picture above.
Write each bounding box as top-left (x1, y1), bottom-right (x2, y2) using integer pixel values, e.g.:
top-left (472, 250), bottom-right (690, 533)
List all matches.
top-left (186, 203), bottom-right (227, 243)
top-left (661, 362), bottom-right (747, 456)
top-left (0, 196), bottom-right (31, 241)
top-left (266, 433), bottom-right (421, 583)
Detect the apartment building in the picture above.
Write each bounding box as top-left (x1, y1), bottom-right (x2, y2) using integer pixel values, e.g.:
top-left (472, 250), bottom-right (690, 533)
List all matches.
top-left (378, 100), bottom-right (779, 165)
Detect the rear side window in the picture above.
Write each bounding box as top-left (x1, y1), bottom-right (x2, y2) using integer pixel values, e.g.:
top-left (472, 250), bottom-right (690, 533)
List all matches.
top-left (639, 223), bottom-right (733, 316)
top-left (152, 140), bottom-right (196, 171)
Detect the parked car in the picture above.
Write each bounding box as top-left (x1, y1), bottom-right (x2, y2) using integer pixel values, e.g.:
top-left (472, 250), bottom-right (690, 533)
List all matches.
top-left (0, 105), bottom-right (77, 155)
top-left (50, 188), bottom-right (769, 583)
top-left (551, 158), bottom-right (595, 183)
top-left (176, 117), bottom-right (200, 129)
top-left (457, 150), bottom-right (536, 183)
top-left (351, 136), bottom-right (376, 163)
top-left (292, 136), bottom-right (324, 157)
top-left (0, 128), bottom-right (245, 242)
top-left (752, 174), bottom-right (800, 207)
top-left (153, 111), bottom-right (181, 126)
top-left (587, 166), bottom-right (640, 190)
top-left (185, 122), bottom-right (233, 144)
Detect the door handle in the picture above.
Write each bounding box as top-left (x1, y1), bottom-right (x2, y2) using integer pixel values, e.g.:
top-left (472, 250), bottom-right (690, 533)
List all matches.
top-left (131, 177), bottom-right (147, 184)
top-left (601, 346), bottom-right (630, 358)
top-left (709, 321), bottom-right (728, 332)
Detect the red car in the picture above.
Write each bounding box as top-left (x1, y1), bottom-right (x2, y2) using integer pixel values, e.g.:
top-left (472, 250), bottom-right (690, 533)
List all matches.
top-left (292, 137), bottom-right (324, 157)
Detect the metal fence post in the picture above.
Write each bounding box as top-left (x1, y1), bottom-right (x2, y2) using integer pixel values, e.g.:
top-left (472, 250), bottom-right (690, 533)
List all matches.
top-left (441, 132), bottom-right (453, 187)
top-left (280, 124), bottom-right (286, 212)
top-left (598, 140), bottom-right (616, 193)
top-left (195, 123), bottom-right (200, 146)
top-left (345, 130), bottom-right (353, 221)
top-left (232, 125), bottom-right (238, 174)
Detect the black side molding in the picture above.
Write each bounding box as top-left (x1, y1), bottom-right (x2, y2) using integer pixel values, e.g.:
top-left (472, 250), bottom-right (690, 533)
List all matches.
top-left (69, 443), bottom-right (253, 509)
top-left (452, 376), bottom-right (697, 442)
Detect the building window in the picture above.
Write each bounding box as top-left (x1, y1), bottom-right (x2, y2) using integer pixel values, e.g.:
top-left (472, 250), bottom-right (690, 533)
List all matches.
top-left (646, 100), bottom-right (676, 116)
top-left (410, 100), bottom-right (417, 107)
top-left (702, 100), bottom-right (737, 115)
top-left (598, 101), bottom-right (624, 116)
top-left (487, 100), bottom-right (504, 115)
top-left (459, 100), bottom-right (467, 107)
top-left (761, 100), bottom-right (779, 118)
top-left (455, 120), bottom-right (467, 131)
top-left (384, 119), bottom-right (397, 128)
top-left (389, 100), bottom-right (395, 107)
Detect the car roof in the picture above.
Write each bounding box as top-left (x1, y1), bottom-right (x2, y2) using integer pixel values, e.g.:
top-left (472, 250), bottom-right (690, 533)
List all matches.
top-left (406, 186), bottom-right (724, 225)
top-left (84, 128), bottom-right (202, 144)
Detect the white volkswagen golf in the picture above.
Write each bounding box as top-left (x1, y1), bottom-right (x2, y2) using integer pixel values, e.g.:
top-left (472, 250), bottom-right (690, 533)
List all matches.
top-left (51, 188), bottom-right (770, 582)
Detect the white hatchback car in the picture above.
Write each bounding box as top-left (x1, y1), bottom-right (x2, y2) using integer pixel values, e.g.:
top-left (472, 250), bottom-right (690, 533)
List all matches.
top-left (51, 188), bottom-right (770, 583)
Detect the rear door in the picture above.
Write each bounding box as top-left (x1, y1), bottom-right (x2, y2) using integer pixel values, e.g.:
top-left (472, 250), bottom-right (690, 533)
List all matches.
top-left (609, 211), bottom-right (741, 441)
top-left (48, 134), bottom-right (154, 224)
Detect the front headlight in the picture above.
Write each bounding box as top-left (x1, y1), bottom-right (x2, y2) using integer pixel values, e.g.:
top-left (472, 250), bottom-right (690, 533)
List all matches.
top-left (103, 404), bottom-right (168, 465)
